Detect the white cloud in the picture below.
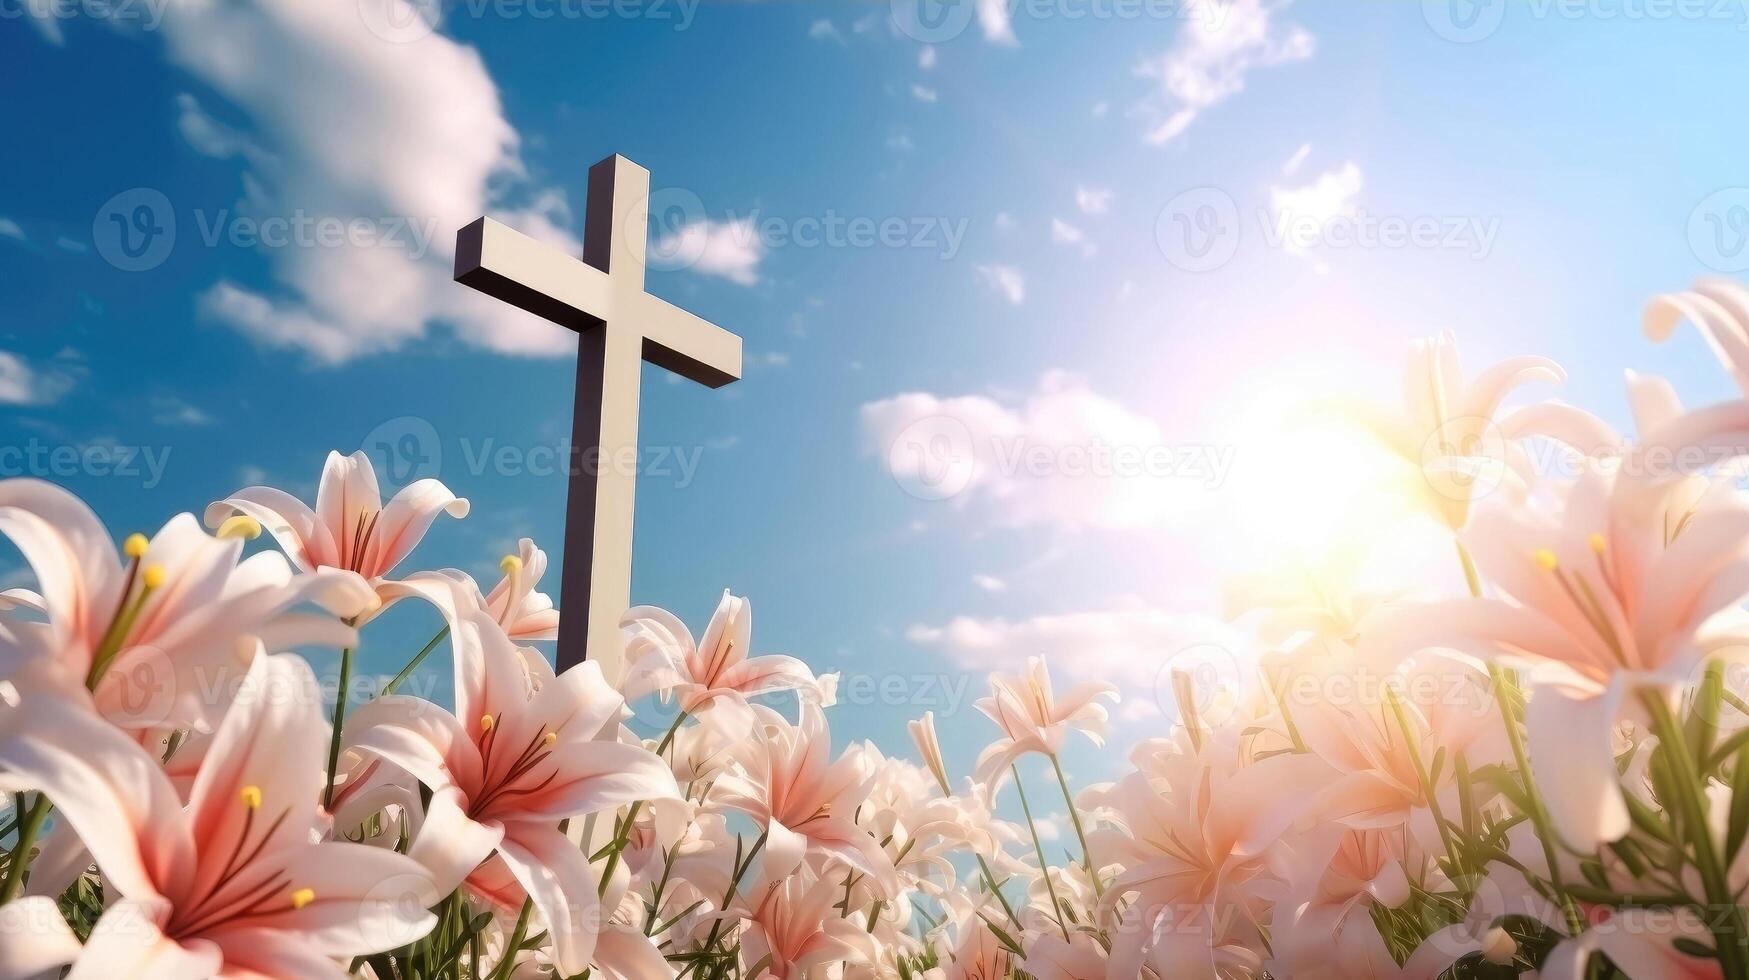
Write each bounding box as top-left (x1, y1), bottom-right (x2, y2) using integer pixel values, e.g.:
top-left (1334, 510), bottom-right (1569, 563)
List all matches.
top-left (808, 19), bottom-right (844, 43)
top-left (746, 351), bottom-right (790, 370)
top-left (887, 132), bottom-right (916, 153)
top-left (1268, 161), bottom-right (1363, 255)
top-left (907, 597), bottom-right (1244, 688)
top-left (1050, 218), bottom-right (1096, 257)
top-left (54, 237), bottom-right (87, 254)
top-left (911, 84), bottom-right (938, 104)
top-left (0, 219), bottom-right (24, 242)
top-left (972, 574), bottom-right (1008, 593)
top-left (78, 0), bottom-right (591, 366)
top-left (150, 396), bottom-right (215, 426)
top-left (860, 372), bottom-right (1215, 531)
top-left (1033, 815), bottom-right (1063, 841)
top-left (1137, 0), bottom-right (1314, 146)
top-left (1074, 186), bottom-right (1113, 215)
top-left (0, 351), bottom-right (75, 406)
top-left (976, 264), bottom-right (1025, 305)
top-left (977, 0), bottom-right (1019, 45)
top-left (650, 218), bottom-right (765, 286)
top-left (919, 45), bottom-right (937, 69)
top-left (994, 212), bottom-right (1017, 232)
top-left (1282, 142), bottom-right (1312, 176)
top-left (1091, 101), bottom-right (1110, 119)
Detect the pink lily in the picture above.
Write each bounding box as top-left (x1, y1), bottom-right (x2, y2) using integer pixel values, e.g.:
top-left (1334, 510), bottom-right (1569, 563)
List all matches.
top-left (343, 606), bottom-right (681, 976)
top-left (1083, 732), bottom-right (1335, 978)
top-left (730, 872), bottom-right (879, 979)
top-left (712, 702), bottom-right (900, 896)
top-left (1357, 331), bottom-right (1563, 530)
top-left (620, 591), bottom-right (823, 730)
top-left (0, 651), bottom-right (438, 978)
top-left (1544, 908), bottom-right (1723, 980)
top-left (203, 450), bottom-right (468, 611)
top-left (0, 479), bottom-right (374, 731)
top-left (1365, 468), bottom-right (1749, 851)
top-left (970, 657), bottom-right (1117, 798)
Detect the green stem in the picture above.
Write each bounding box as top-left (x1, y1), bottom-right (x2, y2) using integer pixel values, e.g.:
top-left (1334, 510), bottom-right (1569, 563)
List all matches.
top-left (1049, 753), bottom-right (1102, 900)
top-left (1457, 539), bottom-right (1584, 937)
top-left (383, 626), bottom-right (449, 697)
top-left (0, 795), bottom-right (52, 904)
top-left (1643, 691), bottom-right (1749, 976)
top-left (1013, 763), bottom-right (1070, 942)
top-left (490, 898), bottom-right (534, 980)
top-left (598, 712), bottom-right (690, 895)
top-left (324, 643), bottom-right (355, 811)
top-left (975, 853), bottom-right (1022, 927)
top-left (1383, 685), bottom-right (1469, 887)
top-left (1490, 664), bottom-right (1586, 939)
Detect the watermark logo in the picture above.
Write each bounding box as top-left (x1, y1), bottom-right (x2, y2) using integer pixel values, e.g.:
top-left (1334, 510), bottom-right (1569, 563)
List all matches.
top-left (891, 0), bottom-right (978, 42)
top-left (640, 186), bottom-right (709, 273)
top-left (888, 415), bottom-right (979, 501)
top-left (363, 416), bottom-right (444, 484)
top-left (1689, 188), bottom-right (1749, 273)
top-left (1156, 188), bottom-right (1240, 273)
top-left (93, 187), bottom-right (175, 273)
top-left (1155, 643), bottom-right (1245, 729)
top-left (1422, 0), bottom-right (1508, 41)
top-left (356, 0), bottom-right (441, 43)
top-left (1417, 416), bottom-right (1510, 505)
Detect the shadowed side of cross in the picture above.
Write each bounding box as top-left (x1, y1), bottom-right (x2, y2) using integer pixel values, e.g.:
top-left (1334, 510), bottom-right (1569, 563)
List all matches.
top-left (454, 154), bottom-right (742, 675)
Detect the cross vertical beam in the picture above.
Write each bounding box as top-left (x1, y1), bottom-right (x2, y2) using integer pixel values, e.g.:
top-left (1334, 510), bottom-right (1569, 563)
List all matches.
top-left (455, 154), bottom-right (742, 677)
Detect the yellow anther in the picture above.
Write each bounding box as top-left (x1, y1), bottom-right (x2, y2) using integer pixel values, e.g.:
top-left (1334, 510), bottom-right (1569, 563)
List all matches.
top-left (240, 785), bottom-right (262, 810)
top-left (290, 888), bottom-right (315, 910)
top-left (500, 555), bottom-right (523, 576)
top-left (1588, 533), bottom-right (1606, 554)
top-left (217, 515), bottom-right (262, 541)
top-left (543, 731), bottom-right (558, 746)
top-left (479, 714), bottom-right (494, 732)
top-left (123, 533), bottom-right (149, 559)
top-left (1533, 549), bottom-right (1559, 572)
top-left (142, 565), bottom-right (167, 590)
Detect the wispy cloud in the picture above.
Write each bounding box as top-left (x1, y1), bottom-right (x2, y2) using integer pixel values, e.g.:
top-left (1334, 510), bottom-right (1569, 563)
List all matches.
top-left (0, 351), bottom-right (76, 406)
top-left (977, 0), bottom-right (1018, 45)
top-left (1074, 186), bottom-right (1113, 215)
top-left (1050, 218), bottom-right (1096, 257)
top-left (1137, 0), bottom-right (1314, 146)
top-left (976, 264), bottom-right (1025, 305)
top-left (0, 218), bottom-right (24, 242)
top-left (651, 218), bottom-right (765, 286)
top-left (911, 84), bottom-right (938, 104)
top-left (150, 396), bottom-right (215, 426)
top-left (808, 19), bottom-right (844, 44)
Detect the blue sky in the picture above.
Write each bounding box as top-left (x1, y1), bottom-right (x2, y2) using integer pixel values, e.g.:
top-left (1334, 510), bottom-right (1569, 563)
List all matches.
top-left (4, 0), bottom-right (1749, 805)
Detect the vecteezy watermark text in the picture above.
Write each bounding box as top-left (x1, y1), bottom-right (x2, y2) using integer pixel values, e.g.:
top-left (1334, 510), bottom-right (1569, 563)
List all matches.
top-left (0, 440), bottom-right (172, 489)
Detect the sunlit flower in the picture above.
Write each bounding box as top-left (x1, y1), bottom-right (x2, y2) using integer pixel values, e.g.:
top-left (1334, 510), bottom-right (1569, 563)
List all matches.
top-left (621, 591), bottom-right (824, 731)
top-left (971, 657), bottom-right (1117, 797)
top-left (204, 449), bottom-right (468, 610)
top-left (1366, 467), bottom-right (1749, 851)
top-left (712, 702), bottom-right (899, 896)
top-left (1362, 331), bottom-right (1563, 529)
top-left (344, 607), bottom-right (680, 976)
top-left (730, 871), bottom-right (880, 980)
top-left (0, 479), bottom-right (374, 730)
top-left (0, 651), bottom-right (437, 976)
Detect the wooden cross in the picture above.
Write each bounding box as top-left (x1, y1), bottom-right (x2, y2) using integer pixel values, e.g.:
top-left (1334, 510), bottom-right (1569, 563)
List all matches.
top-left (454, 154), bottom-right (742, 675)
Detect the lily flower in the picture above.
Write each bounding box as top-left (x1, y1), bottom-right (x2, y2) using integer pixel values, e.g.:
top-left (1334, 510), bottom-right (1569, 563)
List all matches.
top-left (1543, 908), bottom-right (1722, 980)
top-left (970, 657), bottom-right (1117, 798)
top-left (620, 591), bottom-right (824, 730)
top-left (0, 651), bottom-right (437, 977)
top-left (343, 607), bottom-right (681, 976)
top-left (730, 872), bottom-right (880, 979)
top-left (1083, 732), bottom-right (1334, 978)
top-left (203, 450), bottom-right (468, 612)
top-left (1364, 468), bottom-right (1749, 851)
top-left (712, 702), bottom-right (900, 896)
top-left (1360, 331), bottom-right (1563, 529)
top-left (0, 479), bottom-right (374, 730)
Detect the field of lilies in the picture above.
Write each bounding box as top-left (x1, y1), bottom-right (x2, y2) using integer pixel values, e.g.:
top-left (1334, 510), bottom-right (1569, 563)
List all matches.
top-left (8, 279), bottom-right (1749, 979)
